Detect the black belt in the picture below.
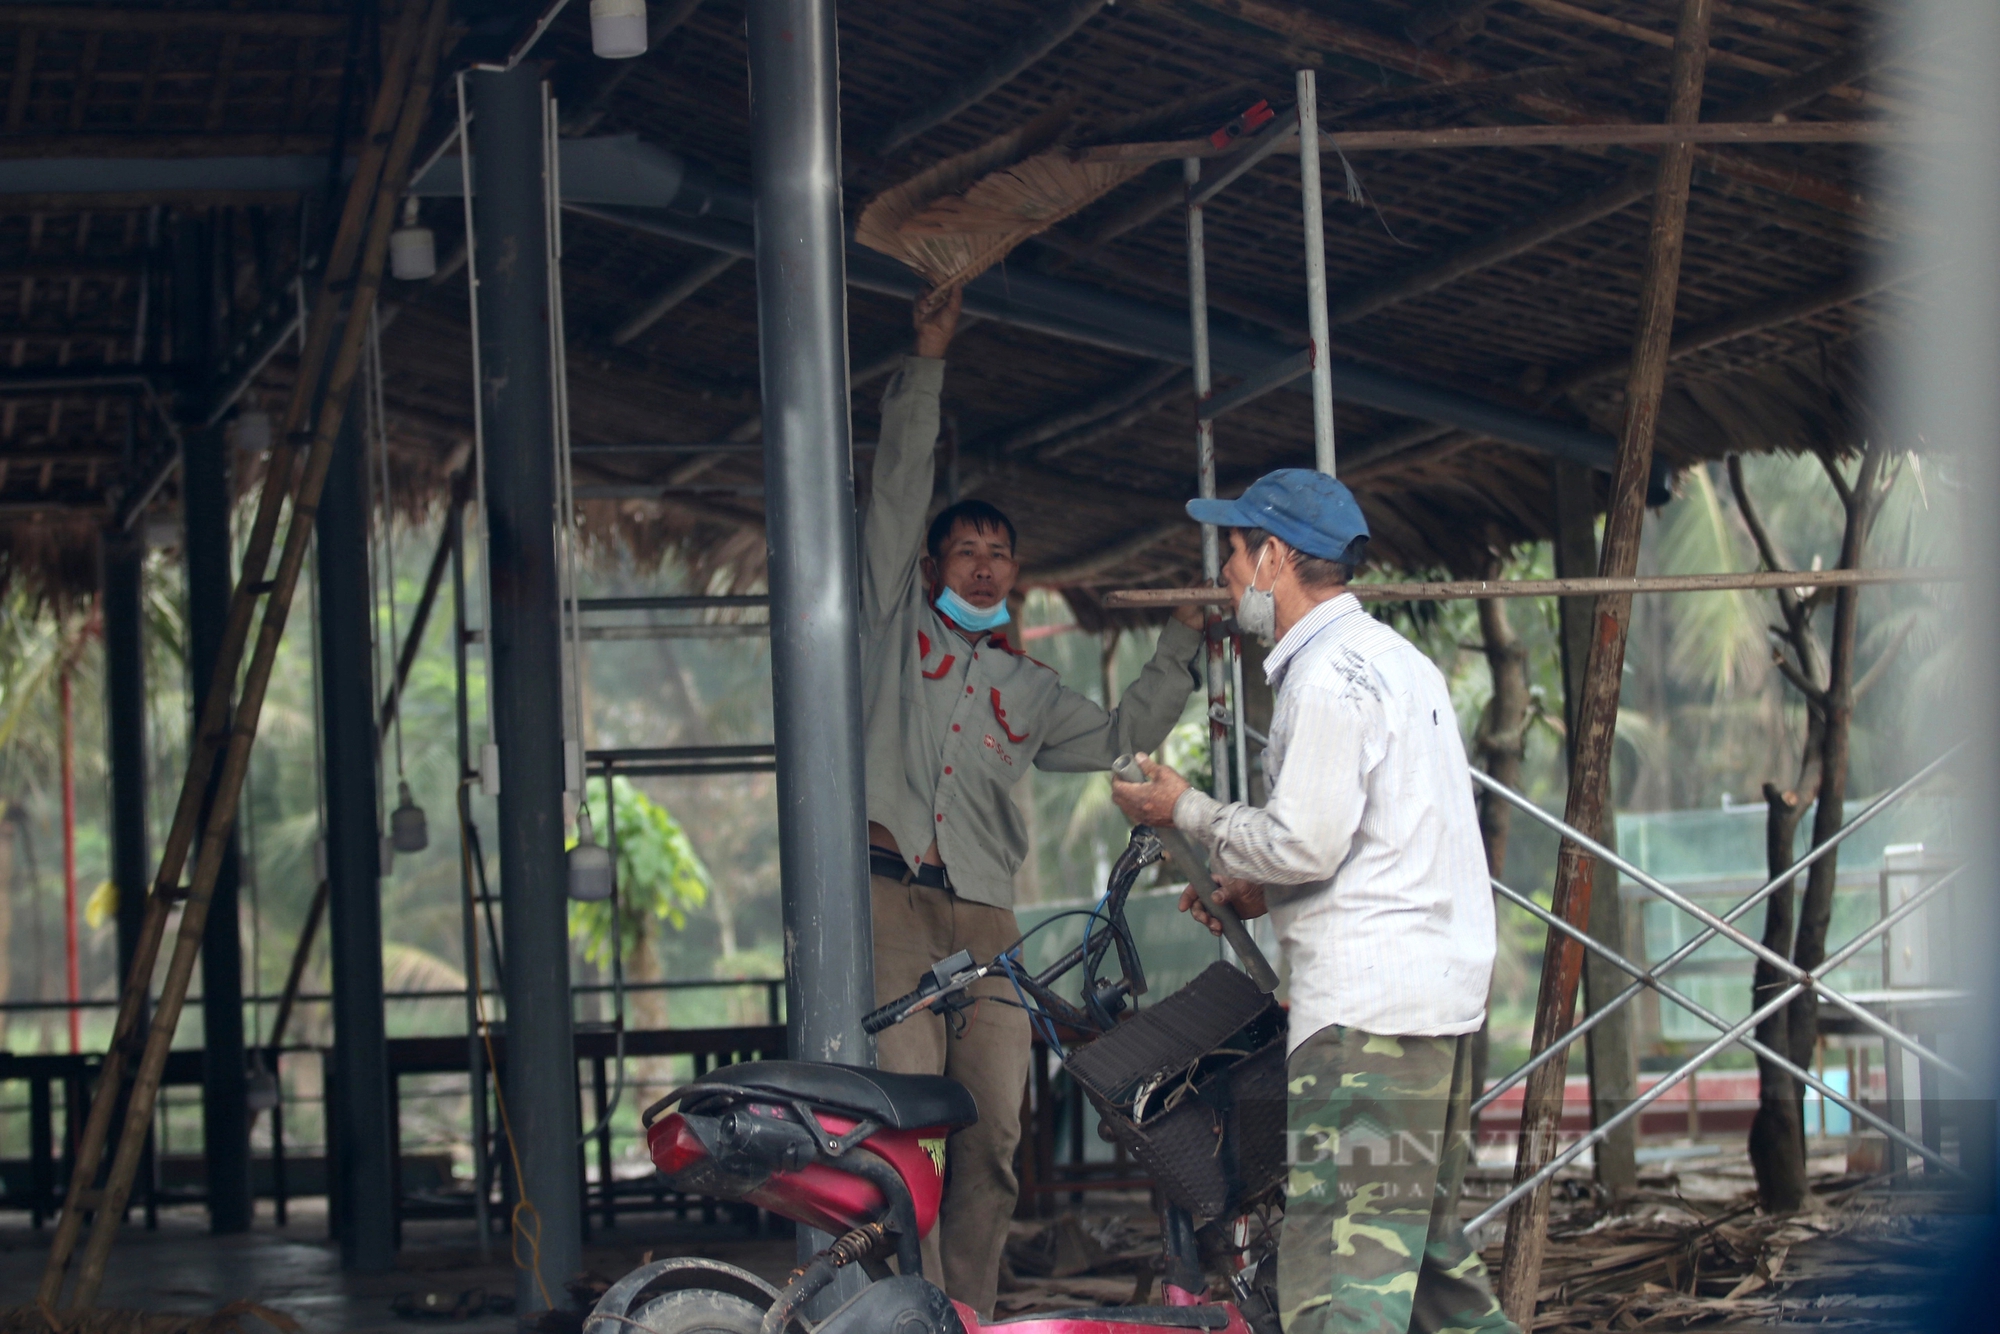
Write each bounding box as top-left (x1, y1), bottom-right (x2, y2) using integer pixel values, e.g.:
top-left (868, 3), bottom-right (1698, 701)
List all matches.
top-left (870, 848), bottom-right (950, 890)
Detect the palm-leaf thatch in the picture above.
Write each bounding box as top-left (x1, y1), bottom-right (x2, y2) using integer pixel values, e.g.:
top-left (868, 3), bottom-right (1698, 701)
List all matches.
top-left (858, 108), bottom-right (1147, 308)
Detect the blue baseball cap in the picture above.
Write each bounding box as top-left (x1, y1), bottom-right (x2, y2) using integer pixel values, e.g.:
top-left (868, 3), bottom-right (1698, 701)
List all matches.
top-left (1186, 468), bottom-right (1369, 562)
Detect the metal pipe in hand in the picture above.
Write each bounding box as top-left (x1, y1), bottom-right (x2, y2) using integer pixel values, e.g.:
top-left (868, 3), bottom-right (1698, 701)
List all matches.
top-left (1113, 755), bottom-right (1279, 992)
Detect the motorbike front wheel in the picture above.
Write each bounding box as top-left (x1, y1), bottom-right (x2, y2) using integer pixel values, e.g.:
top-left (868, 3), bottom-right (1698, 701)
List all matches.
top-left (622, 1287), bottom-right (765, 1334)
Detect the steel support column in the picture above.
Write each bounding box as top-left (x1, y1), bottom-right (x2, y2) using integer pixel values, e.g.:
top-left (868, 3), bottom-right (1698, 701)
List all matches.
top-left (747, 0), bottom-right (873, 1068)
top-left (746, 0), bottom-right (875, 1294)
top-left (175, 207), bottom-right (252, 1235)
top-left (184, 425), bottom-right (252, 1233)
top-left (317, 390), bottom-right (397, 1271)
top-left (101, 525), bottom-right (149, 984)
top-left (470, 62), bottom-right (583, 1316)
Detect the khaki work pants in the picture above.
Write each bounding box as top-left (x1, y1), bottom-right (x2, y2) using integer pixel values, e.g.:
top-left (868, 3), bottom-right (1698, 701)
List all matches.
top-left (870, 873), bottom-right (1032, 1321)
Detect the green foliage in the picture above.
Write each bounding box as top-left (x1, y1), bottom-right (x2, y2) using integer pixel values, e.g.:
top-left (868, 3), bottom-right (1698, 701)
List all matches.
top-left (1158, 718), bottom-right (1213, 797)
top-left (568, 776), bottom-right (710, 967)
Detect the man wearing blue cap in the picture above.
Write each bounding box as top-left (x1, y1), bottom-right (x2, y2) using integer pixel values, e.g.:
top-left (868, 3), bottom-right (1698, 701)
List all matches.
top-left (1111, 469), bottom-right (1513, 1334)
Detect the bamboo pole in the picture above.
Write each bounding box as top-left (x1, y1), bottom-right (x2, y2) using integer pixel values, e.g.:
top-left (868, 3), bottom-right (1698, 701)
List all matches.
top-left (1073, 119), bottom-right (1918, 163)
top-left (47, 8), bottom-right (432, 1240)
top-left (1497, 0), bottom-right (1713, 1323)
top-left (31, 0), bottom-right (432, 1291)
top-left (1101, 566), bottom-right (1962, 607)
top-left (36, 0), bottom-right (451, 1309)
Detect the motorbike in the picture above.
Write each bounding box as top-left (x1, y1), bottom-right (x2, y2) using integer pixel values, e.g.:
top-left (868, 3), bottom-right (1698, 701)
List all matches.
top-left (585, 828), bottom-right (1287, 1334)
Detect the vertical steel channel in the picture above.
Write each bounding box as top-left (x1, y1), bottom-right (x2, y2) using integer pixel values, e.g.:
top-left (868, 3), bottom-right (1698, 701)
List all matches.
top-left (1184, 156), bottom-right (1232, 803)
top-left (101, 521), bottom-right (149, 987)
top-left (469, 62), bottom-right (583, 1315)
top-left (746, 0), bottom-right (875, 1294)
top-left (1296, 69), bottom-right (1337, 475)
top-left (184, 430), bottom-right (251, 1232)
top-left (448, 496), bottom-right (492, 1258)
top-left (173, 208), bottom-right (253, 1234)
top-left (316, 391), bottom-right (397, 1271)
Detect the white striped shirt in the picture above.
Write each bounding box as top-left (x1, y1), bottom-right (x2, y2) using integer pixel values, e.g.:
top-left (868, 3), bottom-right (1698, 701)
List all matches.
top-left (1172, 592), bottom-right (1495, 1049)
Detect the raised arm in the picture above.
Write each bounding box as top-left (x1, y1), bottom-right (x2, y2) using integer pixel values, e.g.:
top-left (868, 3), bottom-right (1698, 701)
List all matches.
top-left (860, 291), bottom-right (961, 628)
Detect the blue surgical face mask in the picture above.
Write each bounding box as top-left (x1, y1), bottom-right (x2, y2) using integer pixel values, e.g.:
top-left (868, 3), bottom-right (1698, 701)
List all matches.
top-left (936, 584), bottom-right (1011, 632)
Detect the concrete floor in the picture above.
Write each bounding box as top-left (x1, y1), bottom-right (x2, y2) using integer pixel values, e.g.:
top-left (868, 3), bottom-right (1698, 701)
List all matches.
top-left (0, 1199), bottom-right (796, 1331)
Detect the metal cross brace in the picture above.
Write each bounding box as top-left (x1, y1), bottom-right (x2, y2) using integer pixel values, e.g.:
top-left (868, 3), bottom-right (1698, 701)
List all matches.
top-left (1489, 868), bottom-right (1966, 1178)
top-left (1469, 857), bottom-right (1969, 1231)
top-left (1470, 745), bottom-right (1966, 1117)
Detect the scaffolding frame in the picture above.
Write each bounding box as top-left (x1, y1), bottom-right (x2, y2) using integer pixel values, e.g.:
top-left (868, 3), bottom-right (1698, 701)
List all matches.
top-left (1175, 71), bottom-right (1975, 1227)
top-left (1464, 745), bottom-right (1970, 1231)
top-left (1184, 70), bottom-right (1340, 806)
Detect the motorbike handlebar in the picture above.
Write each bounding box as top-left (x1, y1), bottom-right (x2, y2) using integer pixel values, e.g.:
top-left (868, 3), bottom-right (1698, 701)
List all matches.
top-left (863, 986), bottom-right (928, 1035)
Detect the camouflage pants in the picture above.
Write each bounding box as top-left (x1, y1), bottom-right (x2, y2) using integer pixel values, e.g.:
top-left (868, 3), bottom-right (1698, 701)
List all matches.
top-left (1279, 1026), bottom-right (1516, 1334)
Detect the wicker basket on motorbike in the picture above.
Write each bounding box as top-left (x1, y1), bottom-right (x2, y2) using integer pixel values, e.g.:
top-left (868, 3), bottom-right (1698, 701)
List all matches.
top-left (1064, 961), bottom-right (1287, 1220)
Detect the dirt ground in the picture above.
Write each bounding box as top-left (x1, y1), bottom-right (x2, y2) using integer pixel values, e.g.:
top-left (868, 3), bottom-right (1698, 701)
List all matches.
top-left (2, 1148), bottom-right (1983, 1332)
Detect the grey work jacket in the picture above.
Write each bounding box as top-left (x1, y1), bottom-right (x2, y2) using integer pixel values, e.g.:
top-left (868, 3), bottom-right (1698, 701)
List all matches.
top-left (861, 355), bottom-right (1205, 910)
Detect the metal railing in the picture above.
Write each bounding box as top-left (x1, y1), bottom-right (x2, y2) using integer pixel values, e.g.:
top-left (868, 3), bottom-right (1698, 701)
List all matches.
top-left (1464, 749), bottom-right (1969, 1232)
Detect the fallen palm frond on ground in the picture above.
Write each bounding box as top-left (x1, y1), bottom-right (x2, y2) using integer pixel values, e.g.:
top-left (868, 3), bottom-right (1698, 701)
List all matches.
top-left (1493, 1171), bottom-right (1958, 1332)
top-left (993, 1167), bottom-right (1963, 1328)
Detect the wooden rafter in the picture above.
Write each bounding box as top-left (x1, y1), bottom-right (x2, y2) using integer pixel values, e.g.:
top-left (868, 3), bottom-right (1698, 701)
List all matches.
top-left (0, 9), bottom-right (347, 38)
top-left (1136, 0), bottom-right (1873, 216)
top-left (1076, 119), bottom-right (1922, 163)
top-left (0, 132), bottom-right (331, 158)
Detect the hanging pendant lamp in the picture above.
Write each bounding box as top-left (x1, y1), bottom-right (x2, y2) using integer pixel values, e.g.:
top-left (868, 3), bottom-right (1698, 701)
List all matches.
top-left (568, 804), bottom-right (615, 901)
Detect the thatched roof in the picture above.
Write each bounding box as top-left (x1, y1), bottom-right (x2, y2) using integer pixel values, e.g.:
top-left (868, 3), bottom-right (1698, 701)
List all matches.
top-left (0, 0), bottom-right (1920, 603)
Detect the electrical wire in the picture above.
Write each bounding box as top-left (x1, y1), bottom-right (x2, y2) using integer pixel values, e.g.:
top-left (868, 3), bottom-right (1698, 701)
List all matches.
top-left (454, 71), bottom-right (499, 790)
top-left (458, 781), bottom-right (551, 1311)
top-left (544, 82), bottom-right (586, 807)
top-left (577, 770), bottom-right (628, 1146)
top-left (361, 326), bottom-right (389, 844)
top-left (367, 302), bottom-right (408, 784)
top-left (537, 80), bottom-right (625, 1151)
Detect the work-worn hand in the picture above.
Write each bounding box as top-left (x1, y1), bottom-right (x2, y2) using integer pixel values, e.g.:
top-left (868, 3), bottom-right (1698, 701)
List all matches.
top-left (1169, 602), bottom-right (1205, 631)
top-left (914, 285), bottom-right (963, 358)
top-left (1178, 877), bottom-right (1269, 936)
top-left (1109, 751), bottom-right (1189, 829)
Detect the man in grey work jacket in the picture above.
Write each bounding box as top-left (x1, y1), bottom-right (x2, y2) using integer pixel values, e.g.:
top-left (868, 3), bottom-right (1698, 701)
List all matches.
top-left (863, 290), bottom-right (1206, 1315)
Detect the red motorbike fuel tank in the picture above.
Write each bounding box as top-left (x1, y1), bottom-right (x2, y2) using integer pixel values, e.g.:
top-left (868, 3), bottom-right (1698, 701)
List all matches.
top-left (647, 1107), bottom-right (951, 1238)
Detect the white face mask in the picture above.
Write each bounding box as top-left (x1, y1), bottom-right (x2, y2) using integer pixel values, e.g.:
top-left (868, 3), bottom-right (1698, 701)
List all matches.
top-left (1237, 545), bottom-right (1277, 643)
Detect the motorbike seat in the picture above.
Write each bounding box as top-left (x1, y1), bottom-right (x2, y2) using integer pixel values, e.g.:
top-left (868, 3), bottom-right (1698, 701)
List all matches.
top-left (683, 1060), bottom-right (978, 1131)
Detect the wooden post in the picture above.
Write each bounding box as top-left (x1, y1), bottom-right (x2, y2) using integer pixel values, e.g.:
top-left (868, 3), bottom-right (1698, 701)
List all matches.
top-left (1553, 462), bottom-right (1639, 1200)
top-left (34, 0), bottom-right (450, 1308)
top-left (1496, 0), bottom-right (1713, 1323)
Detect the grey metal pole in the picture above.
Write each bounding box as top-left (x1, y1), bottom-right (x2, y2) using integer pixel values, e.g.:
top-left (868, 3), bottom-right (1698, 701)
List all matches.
top-left (101, 521), bottom-right (149, 986)
top-left (316, 391), bottom-right (397, 1272)
top-left (746, 0), bottom-right (872, 1068)
top-left (1183, 156), bottom-right (1232, 805)
top-left (745, 0), bottom-right (874, 1294)
top-left (1296, 69), bottom-right (1336, 475)
top-left (470, 62), bottom-right (583, 1316)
